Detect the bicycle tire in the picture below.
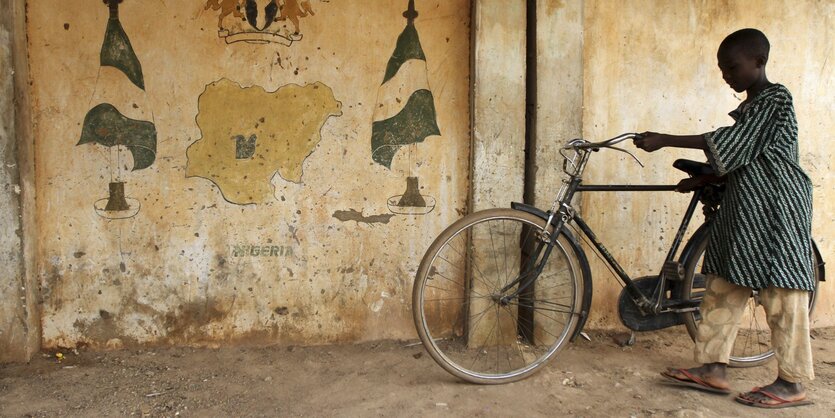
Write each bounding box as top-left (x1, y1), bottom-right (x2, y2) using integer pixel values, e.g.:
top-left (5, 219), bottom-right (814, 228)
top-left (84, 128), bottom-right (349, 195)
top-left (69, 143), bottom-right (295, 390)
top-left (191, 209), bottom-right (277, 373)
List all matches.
top-left (679, 230), bottom-right (821, 367)
top-left (412, 208), bottom-right (586, 384)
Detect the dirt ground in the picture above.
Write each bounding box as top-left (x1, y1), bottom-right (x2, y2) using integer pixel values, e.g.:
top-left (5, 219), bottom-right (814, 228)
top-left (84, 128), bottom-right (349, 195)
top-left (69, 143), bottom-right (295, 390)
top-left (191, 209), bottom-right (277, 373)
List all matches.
top-left (2, 327), bottom-right (834, 417)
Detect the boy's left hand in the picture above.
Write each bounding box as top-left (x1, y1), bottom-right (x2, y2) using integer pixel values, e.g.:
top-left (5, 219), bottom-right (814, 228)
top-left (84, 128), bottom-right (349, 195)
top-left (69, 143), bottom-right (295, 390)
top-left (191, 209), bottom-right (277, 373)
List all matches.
top-left (633, 132), bottom-right (666, 152)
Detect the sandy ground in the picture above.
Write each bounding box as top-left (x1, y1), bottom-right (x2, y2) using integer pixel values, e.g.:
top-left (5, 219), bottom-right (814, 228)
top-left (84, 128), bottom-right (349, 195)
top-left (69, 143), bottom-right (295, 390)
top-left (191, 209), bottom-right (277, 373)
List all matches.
top-left (2, 327), bottom-right (834, 417)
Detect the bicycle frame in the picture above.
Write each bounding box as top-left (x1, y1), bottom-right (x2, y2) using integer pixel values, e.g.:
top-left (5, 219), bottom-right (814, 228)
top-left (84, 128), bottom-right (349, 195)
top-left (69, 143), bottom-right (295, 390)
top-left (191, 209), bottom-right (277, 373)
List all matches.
top-left (530, 134), bottom-right (710, 315)
top-left (570, 186), bottom-right (703, 314)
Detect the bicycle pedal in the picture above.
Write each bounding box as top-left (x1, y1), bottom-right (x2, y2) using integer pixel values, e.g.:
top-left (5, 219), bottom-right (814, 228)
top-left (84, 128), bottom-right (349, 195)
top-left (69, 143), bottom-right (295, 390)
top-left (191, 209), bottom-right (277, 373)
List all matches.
top-left (662, 261), bottom-right (685, 281)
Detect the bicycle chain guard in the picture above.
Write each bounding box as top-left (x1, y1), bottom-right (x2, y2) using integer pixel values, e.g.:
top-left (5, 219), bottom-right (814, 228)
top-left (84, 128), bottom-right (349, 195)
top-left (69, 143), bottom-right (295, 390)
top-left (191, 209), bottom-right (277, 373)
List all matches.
top-left (618, 276), bottom-right (686, 332)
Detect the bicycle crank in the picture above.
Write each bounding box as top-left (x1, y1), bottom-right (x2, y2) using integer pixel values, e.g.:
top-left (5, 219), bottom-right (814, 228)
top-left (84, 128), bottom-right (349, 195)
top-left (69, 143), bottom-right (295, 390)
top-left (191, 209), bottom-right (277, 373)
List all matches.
top-left (618, 276), bottom-right (686, 332)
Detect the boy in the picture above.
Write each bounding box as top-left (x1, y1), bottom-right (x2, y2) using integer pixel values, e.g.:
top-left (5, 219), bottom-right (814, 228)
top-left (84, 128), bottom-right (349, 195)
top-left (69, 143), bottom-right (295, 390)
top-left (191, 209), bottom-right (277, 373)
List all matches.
top-left (633, 28), bottom-right (815, 409)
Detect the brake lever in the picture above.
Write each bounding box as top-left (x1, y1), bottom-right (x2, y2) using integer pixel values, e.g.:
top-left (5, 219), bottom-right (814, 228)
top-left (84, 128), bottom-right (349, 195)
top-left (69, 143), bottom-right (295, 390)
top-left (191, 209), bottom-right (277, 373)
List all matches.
top-left (560, 147), bottom-right (582, 174)
top-left (609, 145), bottom-right (644, 167)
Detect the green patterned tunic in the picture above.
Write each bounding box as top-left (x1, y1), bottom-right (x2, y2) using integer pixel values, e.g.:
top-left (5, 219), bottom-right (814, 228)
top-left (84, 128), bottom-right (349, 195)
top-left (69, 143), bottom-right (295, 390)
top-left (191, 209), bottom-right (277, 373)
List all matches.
top-left (703, 84), bottom-right (814, 291)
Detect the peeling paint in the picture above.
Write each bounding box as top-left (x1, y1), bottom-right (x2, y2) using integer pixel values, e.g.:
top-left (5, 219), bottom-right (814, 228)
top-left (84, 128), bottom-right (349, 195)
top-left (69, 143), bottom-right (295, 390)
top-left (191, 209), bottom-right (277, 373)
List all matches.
top-left (370, 299), bottom-right (384, 313)
top-left (332, 209), bottom-right (396, 225)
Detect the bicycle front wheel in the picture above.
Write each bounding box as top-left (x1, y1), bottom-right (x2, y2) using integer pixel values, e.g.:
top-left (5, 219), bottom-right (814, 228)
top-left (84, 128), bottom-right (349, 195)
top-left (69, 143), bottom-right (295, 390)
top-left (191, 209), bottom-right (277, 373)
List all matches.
top-left (680, 231), bottom-right (821, 367)
top-left (412, 208), bottom-right (586, 384)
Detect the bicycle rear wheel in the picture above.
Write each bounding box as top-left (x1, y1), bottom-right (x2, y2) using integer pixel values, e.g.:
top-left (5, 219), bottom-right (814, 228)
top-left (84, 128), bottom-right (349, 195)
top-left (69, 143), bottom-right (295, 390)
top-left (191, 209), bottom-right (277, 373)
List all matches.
top-left (412, 208), bottom-right (586, 384)
top-left (680, 231), bottom-right (821, 367)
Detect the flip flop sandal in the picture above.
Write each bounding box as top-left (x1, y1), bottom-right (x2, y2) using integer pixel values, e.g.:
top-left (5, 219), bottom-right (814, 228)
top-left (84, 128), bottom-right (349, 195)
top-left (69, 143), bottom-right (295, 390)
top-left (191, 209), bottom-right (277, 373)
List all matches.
top-left (735, 387), bottom-right (814, 409)
top-left (659, 368), bottom-right (732, 395)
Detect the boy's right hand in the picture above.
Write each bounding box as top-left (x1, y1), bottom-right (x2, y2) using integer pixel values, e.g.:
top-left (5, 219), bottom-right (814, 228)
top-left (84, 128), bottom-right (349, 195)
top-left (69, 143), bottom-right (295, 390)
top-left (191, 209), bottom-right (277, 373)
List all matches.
top-left (675, 176), bottom-right (706, 193)
top-left (675, 174), bottom-right (726, 193)
top-left (633, 132), bottom-right (666, 152)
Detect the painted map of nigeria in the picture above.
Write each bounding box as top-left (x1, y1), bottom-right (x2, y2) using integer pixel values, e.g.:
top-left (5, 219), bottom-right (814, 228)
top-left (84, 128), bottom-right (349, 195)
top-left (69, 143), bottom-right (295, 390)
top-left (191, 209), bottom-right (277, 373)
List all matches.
top-left (186, 79), bottom-right (342, 204)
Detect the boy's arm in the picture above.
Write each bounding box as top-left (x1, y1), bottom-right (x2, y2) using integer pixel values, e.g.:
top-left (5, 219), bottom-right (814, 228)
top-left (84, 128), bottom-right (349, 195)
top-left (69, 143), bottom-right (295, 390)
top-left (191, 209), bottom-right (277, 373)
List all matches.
top-left (633, 132), bottom-right (707, 152)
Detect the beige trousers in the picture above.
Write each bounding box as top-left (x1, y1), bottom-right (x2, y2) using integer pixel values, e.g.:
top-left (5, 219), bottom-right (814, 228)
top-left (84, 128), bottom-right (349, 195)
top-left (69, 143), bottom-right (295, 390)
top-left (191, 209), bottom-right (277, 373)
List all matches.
top-left (694, 274), bottom-right (814, 382)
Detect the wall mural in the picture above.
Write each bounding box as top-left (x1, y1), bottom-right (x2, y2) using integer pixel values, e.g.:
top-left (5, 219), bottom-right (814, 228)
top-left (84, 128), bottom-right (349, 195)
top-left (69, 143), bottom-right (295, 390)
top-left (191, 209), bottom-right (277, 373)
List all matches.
top-left (371, 0), bottom-right (439, 216)
top-left (205, 0), bottom-right (327, 45)
top-left (185, 79), bottom-right (342, 205)
top-left (77, 0), bottom-right (157, 220)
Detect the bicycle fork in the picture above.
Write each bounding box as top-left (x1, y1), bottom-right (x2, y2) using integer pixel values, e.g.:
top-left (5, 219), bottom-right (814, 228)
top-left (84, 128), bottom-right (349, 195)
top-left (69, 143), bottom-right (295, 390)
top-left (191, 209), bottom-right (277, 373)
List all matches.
top-left (490, 224), bottom-right (563, 343)
top-left (496, 177), bottom-right (581, 304)
top-left (495, 229), bottom-right (559, 305)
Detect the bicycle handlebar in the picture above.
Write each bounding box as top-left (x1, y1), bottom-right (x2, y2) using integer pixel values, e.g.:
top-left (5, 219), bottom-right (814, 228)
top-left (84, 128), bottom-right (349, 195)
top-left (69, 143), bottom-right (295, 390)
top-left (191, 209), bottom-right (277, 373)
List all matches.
top-left (561, 132), bottom-right (645, 169)
top-left (562, 132), bottom-right (642, 150)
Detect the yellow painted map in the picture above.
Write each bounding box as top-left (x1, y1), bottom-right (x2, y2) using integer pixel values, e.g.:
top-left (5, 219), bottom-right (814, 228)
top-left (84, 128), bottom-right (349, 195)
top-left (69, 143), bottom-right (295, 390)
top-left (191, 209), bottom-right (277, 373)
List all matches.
top-left (186, 79), bottom-right (341, 204)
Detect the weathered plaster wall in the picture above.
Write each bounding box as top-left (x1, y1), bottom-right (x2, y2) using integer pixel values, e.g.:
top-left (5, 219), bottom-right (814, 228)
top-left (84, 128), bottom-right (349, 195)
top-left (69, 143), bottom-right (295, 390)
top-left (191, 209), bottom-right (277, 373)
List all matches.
top-left (6, 0), bottom-right (832, 356)
top-left (581, 0), bottom-right (835, 328)
top-left (27, 0), bottom-right (471, 349)
top-left (0, 0), bottom-right (39, 362)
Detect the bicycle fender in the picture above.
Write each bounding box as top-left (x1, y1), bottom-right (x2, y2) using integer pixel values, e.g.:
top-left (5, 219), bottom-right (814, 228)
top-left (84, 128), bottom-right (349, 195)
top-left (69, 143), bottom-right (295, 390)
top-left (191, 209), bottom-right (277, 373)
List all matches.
top-left (510, 202), bottom-right (593, 341)
top-left (678, 222), bottom-right (711, 265)
top-left (813, 240), bottom-right (826, 282)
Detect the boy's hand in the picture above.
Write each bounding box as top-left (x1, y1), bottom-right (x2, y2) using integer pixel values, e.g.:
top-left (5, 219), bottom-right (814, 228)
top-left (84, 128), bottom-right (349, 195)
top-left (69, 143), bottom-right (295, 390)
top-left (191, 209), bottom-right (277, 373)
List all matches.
top-left (675, 176), bottom-right (706, 193)
top-left (675, 174), bottom-right (725, 193)
top-left (633, 131), bottom-right (666, 152)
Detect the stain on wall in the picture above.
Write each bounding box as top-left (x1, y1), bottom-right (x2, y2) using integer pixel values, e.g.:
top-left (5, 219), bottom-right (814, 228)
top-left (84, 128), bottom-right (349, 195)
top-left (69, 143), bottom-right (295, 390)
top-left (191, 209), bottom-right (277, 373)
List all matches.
top-left (0, 0), bottom-right (40, 362)
top-left (332, 209), bottom-right (395, 225)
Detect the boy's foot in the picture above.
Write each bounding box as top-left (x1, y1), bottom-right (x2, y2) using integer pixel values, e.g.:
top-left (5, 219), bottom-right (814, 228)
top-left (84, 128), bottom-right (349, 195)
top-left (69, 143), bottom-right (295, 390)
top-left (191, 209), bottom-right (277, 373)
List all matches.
top-left (660, 365), bottom-right (731, 394)
top-left (735, 379), bottom-right (813, 409)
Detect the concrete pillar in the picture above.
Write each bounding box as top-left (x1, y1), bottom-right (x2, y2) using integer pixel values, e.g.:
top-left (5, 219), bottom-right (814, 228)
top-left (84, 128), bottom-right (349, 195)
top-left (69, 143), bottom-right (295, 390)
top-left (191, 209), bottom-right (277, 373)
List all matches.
top-left (0, 0), bottom-right (39, 362)
top-left (470, 0), bottom-right (527, 211)
top-left (470, 0), bottom-right (584, 210)
top-left (533, 0), bottom-right (584, 207)
top-left (467, 0), bottom-right (527, 346)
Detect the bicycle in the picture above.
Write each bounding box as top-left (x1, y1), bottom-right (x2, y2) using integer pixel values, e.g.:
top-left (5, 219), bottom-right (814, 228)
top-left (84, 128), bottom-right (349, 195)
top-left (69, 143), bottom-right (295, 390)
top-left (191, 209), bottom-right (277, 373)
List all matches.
top-left (411, 133), bottom-right (826, 384)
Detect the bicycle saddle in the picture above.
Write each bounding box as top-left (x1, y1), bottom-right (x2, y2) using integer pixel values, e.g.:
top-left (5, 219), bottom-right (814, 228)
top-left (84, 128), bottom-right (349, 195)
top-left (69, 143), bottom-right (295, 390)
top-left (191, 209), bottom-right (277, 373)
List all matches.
top-left (673, 159), bottom-right (715, 176)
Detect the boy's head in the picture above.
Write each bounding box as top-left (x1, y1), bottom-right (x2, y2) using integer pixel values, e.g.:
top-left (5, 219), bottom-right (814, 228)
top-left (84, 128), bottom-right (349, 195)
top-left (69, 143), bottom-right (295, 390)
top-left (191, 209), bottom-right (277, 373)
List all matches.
top-left (717, 29), bottom-right (771, 93)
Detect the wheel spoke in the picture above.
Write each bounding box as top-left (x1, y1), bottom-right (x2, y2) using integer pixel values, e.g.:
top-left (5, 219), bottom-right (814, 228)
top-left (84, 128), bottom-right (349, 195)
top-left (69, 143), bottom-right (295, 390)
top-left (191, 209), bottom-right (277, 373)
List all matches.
top-left (438, 251), bottom-right (495, 296)
top-left (424, 272), bottom-right (488, 299)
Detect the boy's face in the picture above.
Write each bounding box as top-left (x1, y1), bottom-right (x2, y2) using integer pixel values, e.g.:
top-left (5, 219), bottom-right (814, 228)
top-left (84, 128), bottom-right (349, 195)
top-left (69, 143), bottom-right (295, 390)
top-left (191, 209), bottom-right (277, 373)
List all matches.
top-left (716, 46), bottom-right (765, 93)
